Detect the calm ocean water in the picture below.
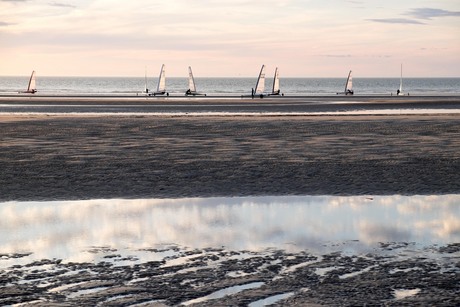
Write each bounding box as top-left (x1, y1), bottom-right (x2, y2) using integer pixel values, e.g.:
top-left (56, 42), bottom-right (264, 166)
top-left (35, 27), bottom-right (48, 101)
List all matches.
top-left (0, 76), bottom-right (459, 96)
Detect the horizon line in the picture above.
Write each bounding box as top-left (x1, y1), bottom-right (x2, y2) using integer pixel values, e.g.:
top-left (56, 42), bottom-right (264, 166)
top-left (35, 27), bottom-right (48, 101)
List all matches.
top-left (1, 75), bottom-right (460, 79)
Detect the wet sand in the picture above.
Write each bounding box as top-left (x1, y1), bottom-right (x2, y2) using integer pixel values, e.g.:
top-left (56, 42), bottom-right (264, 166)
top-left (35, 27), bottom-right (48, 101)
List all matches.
top-left (2, 94), bottom-right (460, 115)
top-left (1, 243), bottom-right (459, 306)
top-left (1, 97), bottom-right (460, 305)
top-left (1, 113), bottom-right (460, 201)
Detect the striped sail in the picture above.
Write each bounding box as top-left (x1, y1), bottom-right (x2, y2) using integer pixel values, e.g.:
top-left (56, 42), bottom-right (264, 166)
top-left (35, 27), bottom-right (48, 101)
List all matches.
top-left (254, 65), bottom-right (265, 94)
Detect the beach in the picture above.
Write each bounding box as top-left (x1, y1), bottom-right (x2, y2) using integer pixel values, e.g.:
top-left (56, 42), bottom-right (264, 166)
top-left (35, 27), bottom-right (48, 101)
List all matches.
top-left (3, 0), bottom-right (460, 302)
top-left (1, 96), bottom-right (460, 305)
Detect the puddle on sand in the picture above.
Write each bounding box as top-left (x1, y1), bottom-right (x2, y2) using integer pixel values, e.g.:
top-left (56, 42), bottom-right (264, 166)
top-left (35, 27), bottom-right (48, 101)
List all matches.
top-left (181, 282), bottom-right (264, 305)
top-left (1, 195), bottom-right (459, 267)
top-left (248, 291), bottom-right (296, 307)
top-left (393, 288), bottom-right (421, 300)
top-left (67, 286), bottom-right (110, 299)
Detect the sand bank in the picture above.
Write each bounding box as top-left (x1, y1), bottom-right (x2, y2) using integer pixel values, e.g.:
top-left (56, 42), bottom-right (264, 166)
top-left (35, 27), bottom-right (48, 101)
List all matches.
top-left (1, 114), bottom-right (459, 201)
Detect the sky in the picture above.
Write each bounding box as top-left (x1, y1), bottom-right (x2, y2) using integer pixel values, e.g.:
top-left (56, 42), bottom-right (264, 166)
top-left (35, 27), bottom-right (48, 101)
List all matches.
top-left (1, 0), bottom-right (459, 77)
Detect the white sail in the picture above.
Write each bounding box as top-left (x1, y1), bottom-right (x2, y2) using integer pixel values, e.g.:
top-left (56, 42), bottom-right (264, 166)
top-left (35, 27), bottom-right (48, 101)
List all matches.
top-left (345, 70), bottom-right (353, 95)
top-left (188, 66), bottom-right (196, 93)
top-left (271, 67), bottom-right (280, 95)
top-left (254, 65), bottom-right (265, 95)
top-left (398, 64), bottom-right (403, 95)
top-left (144, 67), bottom-right (148, 94)
top-left (27, 70), bottom-right (36, 93)
top-left (156, 64), bottom-right (166, 93)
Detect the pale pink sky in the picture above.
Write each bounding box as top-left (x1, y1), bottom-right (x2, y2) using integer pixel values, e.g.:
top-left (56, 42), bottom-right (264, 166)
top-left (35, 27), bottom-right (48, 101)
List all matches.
top-left (1, 0), bottom-right (459, 77)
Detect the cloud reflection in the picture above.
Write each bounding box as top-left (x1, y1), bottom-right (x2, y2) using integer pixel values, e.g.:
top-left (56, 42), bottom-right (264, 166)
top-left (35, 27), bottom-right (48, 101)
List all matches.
top-left (1, 195), bottom-right (459, 262)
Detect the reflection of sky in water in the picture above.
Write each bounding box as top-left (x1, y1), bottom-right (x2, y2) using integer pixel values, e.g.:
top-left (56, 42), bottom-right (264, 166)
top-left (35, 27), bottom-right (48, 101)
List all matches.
top-left (1, 195), bottom-right (459, 264)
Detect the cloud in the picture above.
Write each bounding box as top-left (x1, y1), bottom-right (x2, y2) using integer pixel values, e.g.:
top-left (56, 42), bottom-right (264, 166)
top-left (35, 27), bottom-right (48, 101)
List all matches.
top-left (366, 7), bottom-right (460, 26)
top-left (48, 2), bottom-right (76, 8)
top-left (367, 18), bottom-right (425, 25)
top-left (0, 21), bottom-right (13, 26)
top-left (406, 8), bottom-right (460, 20)
top-left (321, 54), bottom-right (392, 58)
top-left (347, 0), bottom-right (363, 3)
top-left (322, 54), bottom-right (352, 58)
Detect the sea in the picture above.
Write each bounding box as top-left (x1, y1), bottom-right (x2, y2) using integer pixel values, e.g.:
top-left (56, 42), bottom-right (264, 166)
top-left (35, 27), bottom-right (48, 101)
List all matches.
top-left (0, 76), bottom-right (459, 96)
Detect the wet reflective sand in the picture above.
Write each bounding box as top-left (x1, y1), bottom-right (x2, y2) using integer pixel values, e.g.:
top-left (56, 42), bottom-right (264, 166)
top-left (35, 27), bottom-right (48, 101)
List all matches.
top-left (1, 196), bottom-right (459, 305)
top-left (2, 195), bottom-right (460, 263)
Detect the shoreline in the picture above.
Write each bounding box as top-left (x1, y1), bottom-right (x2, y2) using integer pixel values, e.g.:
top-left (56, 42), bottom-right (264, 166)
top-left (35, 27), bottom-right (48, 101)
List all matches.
top-left (2, 93), bottom-right (460, 99)
top-left (2, 95), bottom-right (460, 117)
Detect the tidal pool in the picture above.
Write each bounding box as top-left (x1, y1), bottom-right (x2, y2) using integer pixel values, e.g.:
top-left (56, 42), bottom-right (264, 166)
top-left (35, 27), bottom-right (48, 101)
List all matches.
top-left (1, 195), bottom-right (459, 267)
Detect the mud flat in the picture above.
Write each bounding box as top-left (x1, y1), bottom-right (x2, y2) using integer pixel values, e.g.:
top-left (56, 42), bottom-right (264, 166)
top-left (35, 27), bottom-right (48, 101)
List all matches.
top-left (1, 243), bottom-right (459, 306)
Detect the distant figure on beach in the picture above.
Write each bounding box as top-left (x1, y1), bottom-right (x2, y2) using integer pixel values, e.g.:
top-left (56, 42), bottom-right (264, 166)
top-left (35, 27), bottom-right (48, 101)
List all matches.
top-left (397, 89), bottom-right (400, 95)
top-left (251, 88), bottom-right (254, 99)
